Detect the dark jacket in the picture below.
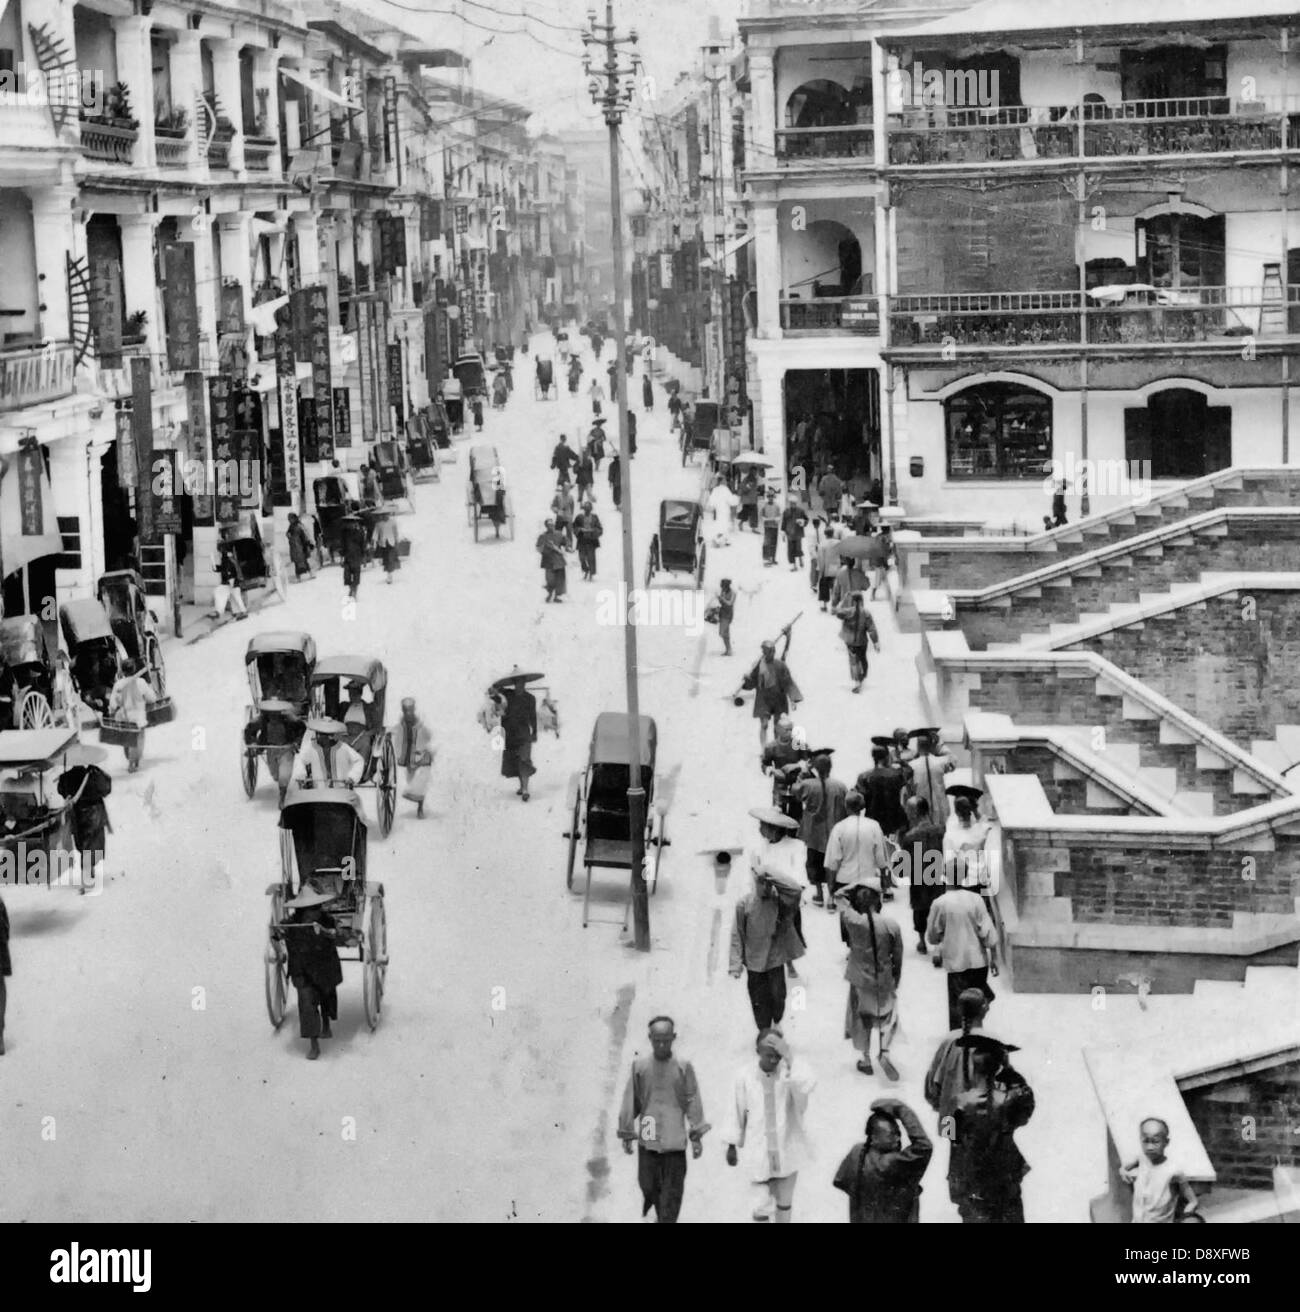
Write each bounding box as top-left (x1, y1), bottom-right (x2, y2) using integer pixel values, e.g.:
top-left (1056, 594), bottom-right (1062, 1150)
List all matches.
top-left (550, 443), bottom-right (576, 474)
top-left (856, 765), bottom-right (909, 835)
top-left (948, 1067), bottom-right (1035, 1207)
top-left (833, 1101), bottom-right (932, 1223)
top-left (57, 765), bottom-right (112, 853)
top-left (285, 907), bottom-right (343, 992)
top-left (0, 893), bottom-right (10, 976)
top-left (502, 690), bottom-right (537, 750)
top-left (573, 511), bottom-right (603, 545)
top-left (536, 530), bottom-right (567, 572)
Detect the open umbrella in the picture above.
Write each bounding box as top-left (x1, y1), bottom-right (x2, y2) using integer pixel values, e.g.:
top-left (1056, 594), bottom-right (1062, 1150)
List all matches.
top-left (491, 670), bottom-right (546, 692)
top-left (731, 452), bottom-right (772, 468)
top-left (834, 535), bottom-right (878, 561)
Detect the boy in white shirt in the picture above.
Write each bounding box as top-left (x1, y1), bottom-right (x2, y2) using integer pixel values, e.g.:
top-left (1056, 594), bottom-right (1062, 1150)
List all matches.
top-left (1121, 1117), bottom-right (1199, 1223)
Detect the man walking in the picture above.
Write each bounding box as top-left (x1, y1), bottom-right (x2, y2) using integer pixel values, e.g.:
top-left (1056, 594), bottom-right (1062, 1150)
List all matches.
top-left (712, 578), bottom-right (736, 656)
top-left (608, 453), bottom-right (622, 510)
top-left (900, 796), bottom-right (947, 955)
top-left (792, 752), bottom-right (848, 909)
top-left (744, 639), bottom-right (801, 747)
top-left (573, 500), bottom-right (604, 581)
top-left (927, 870), bottom-right (1000, 1030)
top-left (394, 697), bottom-right (434, 818)
top-left (550, 434), bottom-right (576, 487)
top-left (817, 465), bottom-right (844, 518)
top-left (617, 1017), bottom-right (709, 1223)
top-left (759, 489), bottom-right (782, 566)
top-left (780, 497), bottom-right (808, 572)
top-left (837, 883), bottom-right (903, 1079)
top-left (824, 791), bottom-right (889, 898)
top-left (832, 1098), bottom-right (933, 1223)
top-left (721, 1029), bottom-right (816, 1223)
top-left (730, 810), bottom-right (805, 1031)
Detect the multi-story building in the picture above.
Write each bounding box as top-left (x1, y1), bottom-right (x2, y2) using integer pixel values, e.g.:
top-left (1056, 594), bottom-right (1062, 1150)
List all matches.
top-left (738, 0), bottom-right (1300, 523)
top-left (560, 127), bottom-right (621, 325)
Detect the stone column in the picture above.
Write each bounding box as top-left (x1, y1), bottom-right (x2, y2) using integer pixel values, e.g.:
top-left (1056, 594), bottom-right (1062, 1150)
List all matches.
top-left (217, 212), bottom-right (253, 377)
top-left (112, 15), bottom-right (155, 169)
top-left (171, 30), bottom-right (204, 169)
top-left (748, 48), bottom-right (776, 171)
top-left (293, 211), bottom-right (321, 284)
top-left (26, 185), bottom-right (79, 343)
top-left (209, 39), bottom-right (244, 172)
top-left (118, 212), bottom-right (162, 359)
top-left (871, 39), bottom-right (888, 171)
top-left (252, 48), bottom-right (283, 178)
top-left (753, 202), bottom-right (780, 338)
top-left (186, 218), bottom-right (218, 367)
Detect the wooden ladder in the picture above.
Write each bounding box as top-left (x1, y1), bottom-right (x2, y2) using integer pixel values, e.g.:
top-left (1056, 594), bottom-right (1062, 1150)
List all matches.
top-left (66, 253), bottom-right (94, 369)
top-left (27, 22), bottom-right (78, 135)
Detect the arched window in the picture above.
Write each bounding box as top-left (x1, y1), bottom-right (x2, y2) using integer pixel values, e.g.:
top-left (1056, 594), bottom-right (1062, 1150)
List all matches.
top-left (945, 382), bottom-right (1052, 480)
top-left (1124, 388), bottom-right (1230, 478)
top-left (785, 80), bottom-right (854, 130)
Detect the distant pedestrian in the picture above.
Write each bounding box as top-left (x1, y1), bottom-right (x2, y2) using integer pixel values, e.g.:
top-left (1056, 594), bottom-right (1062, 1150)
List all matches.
top-left (830, 556), bottom-right (869, 612)
top-left (287, 513), bottom-right (314, 580)
top-left (573, 500), bottom-right (603, 580)
top-left (743, 639), bottom-right (802, 747)
top-left (374, 514), bottom-right (401, 584)
top-left (707, 475), bottom-right (738, 547)
top-left (497, 677), bottom-right (538, 802)
top-left (340, 515), bottom-right (366, 600)
top-left (855, 745), bottom-right (909, 848)
top-left (213, 548), bottom-right (250, 620)
top-left (947, 1035), bottom-right (1035, 1223)
top-left (0, 889), bottom-right (8, 1054)
top-left (837, 883), bottom-right (903, 1079)
top-left (824, 791), bottom-right (889, 897)
top-left (1121, 1117), bottom-right (1200, 1224)
top-left (642, 373), bottom-right (654, 412)
top-left (609, 453), bottom-right (622, 509)
top-left (56, 743), bottom-right (112, 895)
top-left (550, 434), bottom-right (576, 487)
top-left (781, 497), bottom-right (807, 570)
top-left (536, 519), bottom-right (569, 604)
top-left (281, 881), bottom-right (342, 1061)
top-left (927, 870), bottom-right (999, 1030)
top-left (833, 1098), bottom-right (933, 1223)
top-left (834, 592), bottom-right (880, 693)
top-left (471, 397), bottom-right (484, 430)
top-left (864, 527), bottom-right (892, 601)
top-left (107, 660), bottom-right (157, 772)
top-left (711, 578), bottom-right (736, 656)
top-left (907, 730), bottom-right (955, 828)
top-left (360, 464), bottom-right (380, 507)
top-left (551, 485), bottom-right (576, 550)
top-left (589, 377), bottom-right (604, 417)
top-left (924, 987), bottom-right (1000, 1121)
top-left (574, 448), bottom-right (595, 501)
top-left (627, 409), bottom-right (637, 458)
top-left (759, 490), bottom-right (781, 566)
top-left (394, 697), bottom-right (434, 818)
top-left (617, 1017), bottom-right (709, 1223)
top-left (586, 421), bottom-right (606, 469)
top-left (818, 466), bottom-right (844, 517)
top-left (730, 809), bottom-right (805, 1030)
top-left (721, 1028), bottom-right (816, 1223)
top-left (944, 786), bottom-right (992, 891)
top-left (738, 471), bottom-right (761, 532)
top-left (900, 796), bottom-right (947, 955)
top-left (793, 753), bottom-right (848, 908)
top-left (668, 390), bottom-right (684, 432)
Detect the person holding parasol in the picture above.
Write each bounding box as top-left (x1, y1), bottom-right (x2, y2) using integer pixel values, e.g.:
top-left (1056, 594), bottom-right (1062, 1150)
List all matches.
top-left (492, 670), bottom-right (542, 802)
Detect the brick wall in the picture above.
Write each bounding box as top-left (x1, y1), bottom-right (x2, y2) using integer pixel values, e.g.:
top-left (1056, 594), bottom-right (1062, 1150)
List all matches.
top-left (1005, 744), bottom-right (1139, 815)
top-left (1071, 592), bottom-right (1300, 748)
top-left (1185, 1062), bottom-right (1300, 1191)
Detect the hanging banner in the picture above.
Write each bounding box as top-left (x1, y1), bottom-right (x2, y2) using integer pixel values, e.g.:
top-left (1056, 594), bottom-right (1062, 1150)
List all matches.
top-left (115, 405), bottom-right (137, 492)
top-left (90, 255), bottom-right (123, 367)
top-left (374, 301), bottom-right (391, 437)
top-left (299, 393), bottom-right (320, 463)
top-left (151, 449), bottom-right (183, 536)
top-left (355, 300), bottom-right (375, 443)
top-left (279, 374), bottom-right (301, 494)
top-left (208, 375), bottom-right (237, 524)
top-left (219, 282), bottom-right (246, 335)
top-left (162, 241), bottom-right (200, 372)
top-left (233, 387), bottom-right (264, 512)
top-left (306, 283), bottom-right (333, 455)
top-left (386, 342), bottom-right (404, 427)
top-left (289, 288), bottom-right (314, 361)
top-left (274, 323), bottom-right (296, 379)
top-left (184, 371), bottom-right (213, 523)
top-left (131, 356), bottom-right (154, 541)
top-left (17, 444), bottom-right (44, 536)
top-left (384, 214), bottom-right (406, 273)
top-left (333, 387), bottom-right (352, 447)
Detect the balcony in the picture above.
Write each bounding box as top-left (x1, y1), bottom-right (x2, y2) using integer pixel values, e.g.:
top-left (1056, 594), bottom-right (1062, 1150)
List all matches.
top-left (154, 129), bottom-right (190, 168)
top-left (243, 136), bottom-right (275, 172)
top-left (79, 120), bottom-right (137, 166)
top-left (0, 342), bottom-right (76, 414)
top-left (887, 97), bottom-right (1300, 168)
top-left (775, 125), bottom-right (874, 163)
top-left (888, 286), bottom-right (1300, 353)
top-left (781, 296), bottom-right (880, 334)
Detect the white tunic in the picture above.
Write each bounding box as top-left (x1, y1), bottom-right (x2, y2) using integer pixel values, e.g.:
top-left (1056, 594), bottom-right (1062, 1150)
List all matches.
top-left (720, 1059), bottom-right (817, 1183)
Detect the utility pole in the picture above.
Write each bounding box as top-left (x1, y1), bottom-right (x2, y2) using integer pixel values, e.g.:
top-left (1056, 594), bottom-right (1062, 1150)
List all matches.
top-left (583, 3), bottom-right (650, 951)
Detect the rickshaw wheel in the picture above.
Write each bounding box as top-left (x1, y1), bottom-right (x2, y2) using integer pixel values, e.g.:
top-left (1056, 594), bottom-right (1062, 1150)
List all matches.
top-left (695, 541), bottom-right (707, 589)
top-left (147, 637), bottom-right (166, 694)
top-left (265, 888), bottom-right (289, 1029)
top-left (645, 536), bottom-right (658, 589)
top-left (18, 688), bottom-right (54, 729)
top-left (376, 734), bottom-right (397, 837)
top-left (240, 708), bottom-right (258, 798)
top-left (363, 897), bottom-right (388, 1030)
top-left (473, 511), bottom-right (481, 543)
top-left (565, 785), bottom-right (582, 891)
top-left (651, 810), bottom-right (667, 894)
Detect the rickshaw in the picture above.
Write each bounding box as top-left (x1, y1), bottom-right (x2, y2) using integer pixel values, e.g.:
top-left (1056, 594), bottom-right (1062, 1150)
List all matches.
top-left (453, 353), bottom-right (488, 405)
top-left (0, 615), bottom-right (60, 728)
top-left (265, 787), bottom-right (388, 1031)
top-left (681, 399), bottom-right (719, 466)
top-left (59, 598), bottom-right (121, 716)
top-left (645, 499), bottom-right (707, 590)
top-left (407, 410), bottom-right (441, 483)
top-left (218, 519), bottom-right (277, 592)
top-left (491, 370), bottom-right (509, 410)
top-left (308, 656), bottom-right (398, 838)
top-left (241, 631), bottom-right (317, 802)
top-left (534, 356), bottom-right (555, 400)
top-left (441, 378), bottom-right (464, 434)
top-left (563, 713), bottom-right (668, 928)
top-left (466, 444), bottom-right (514, 541)
top-left (0, 727), bottom-right (79, 882)
top-left (97, 570), bottom-right (164, 695)
top-left (373, 440), bottom-right (413, 507)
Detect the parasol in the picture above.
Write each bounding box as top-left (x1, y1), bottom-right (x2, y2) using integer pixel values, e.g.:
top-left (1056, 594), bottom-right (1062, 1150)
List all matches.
top-left (491, 670), bottom-right (546, 692)
top-left (731, 452), bottom-right (772, 468)
top-left (834, 535), bottom-right (879, 561)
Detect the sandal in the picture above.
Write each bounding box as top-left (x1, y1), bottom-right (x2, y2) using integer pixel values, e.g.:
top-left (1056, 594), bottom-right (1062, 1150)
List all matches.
top-left (856, 1058), bottom-right (873, 1075)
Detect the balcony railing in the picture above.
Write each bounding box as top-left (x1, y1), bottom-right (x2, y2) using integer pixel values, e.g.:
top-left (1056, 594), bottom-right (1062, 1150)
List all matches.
top-left (154, 131), bottom-right (190, 168)
top-left (887, 95), bottom-right (1300, 166)
top-left (889, 286), bottom-right (1300, 348)
top-left (206, 134), bottom-right (232, 170)
top-left (781, 296), bottom-right (880, 333)
top-left (775, 124), bottom-right (875, 162)
top-left (243, 136), bottom-right (275, 172)
top-left (79, 120), bottom-right (137, 165)
top-left (0, 342), bottom-right (76, 414)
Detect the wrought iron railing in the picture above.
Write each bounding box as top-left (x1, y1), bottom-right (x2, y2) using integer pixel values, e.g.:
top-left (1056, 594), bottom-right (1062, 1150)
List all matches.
top-left (775, 124), bottom-right (875, 161)
top-left (781, 296), bottom-right (881, 332)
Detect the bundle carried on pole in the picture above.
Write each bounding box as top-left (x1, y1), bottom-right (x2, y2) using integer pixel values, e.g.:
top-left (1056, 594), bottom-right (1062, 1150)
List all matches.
top-left (730, 612), bottom-right (803, 705)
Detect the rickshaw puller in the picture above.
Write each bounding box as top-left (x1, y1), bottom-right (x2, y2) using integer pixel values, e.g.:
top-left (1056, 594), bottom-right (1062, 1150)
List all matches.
top-left (283, 883), bottom-right (342, 1061)
top-left (293, 718), bottom-right (364, 788)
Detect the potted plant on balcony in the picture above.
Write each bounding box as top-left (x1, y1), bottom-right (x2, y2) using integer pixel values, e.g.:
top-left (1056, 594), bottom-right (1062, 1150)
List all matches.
top-left (107, 82), bottom-right (139, 131)
top-left (122, 310), bottom-right (148, 346)
top-left (154, 106), bottom-right (189, 138)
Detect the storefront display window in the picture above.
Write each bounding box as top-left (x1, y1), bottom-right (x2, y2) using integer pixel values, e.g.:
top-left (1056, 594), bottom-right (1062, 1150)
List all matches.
top-left (945, 382), bottom-right (1052, 479)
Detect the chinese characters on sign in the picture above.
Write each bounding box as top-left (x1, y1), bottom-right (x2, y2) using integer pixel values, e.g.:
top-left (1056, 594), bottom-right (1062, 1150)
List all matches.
top-left (387, 343), bottom-right (404, 427)
top-left (208, 375), bottom-right (237, 524)
top-left (162, 241), bottom-right (200, 372)
top-left (333, 387), bottom-right (352, 447)
top-left (355, 300), bottom-right (375, 443)
top-left (299, 393), bottom-right (319, 464)
top-left (151, 449), bottom-right (183, 536)
top-left (90, 255), bottom-right (123, 368)
top-left (185, 371), bottom-right (213, 524)
top-left (306, 284), bottom-right (334, 459)
top-left (280, 375), bottom-right (301, 495)
top-left (17, 444), bottom-right (44, 536)
top-left (131, 356), bottom-right (154, 541)
top-left (374, 301), bottom-right (392, 437)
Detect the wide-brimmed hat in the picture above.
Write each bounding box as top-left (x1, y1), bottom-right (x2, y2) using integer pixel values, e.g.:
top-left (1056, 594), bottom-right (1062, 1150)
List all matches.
top-left (953, 1033), bottom-right (1019, 1056)
top-left (286, 884), bottom-right (334, 910)
top-left (748, 806), bottom-right (798, 831)
top-left (909, 726), bottom-right (941, 740)
top-left (62, 743), bottom-right (108, 767)
top-left (946, 784), bottom-right (984, 804)
top-left (258, 699), bottom-right (300, 717)
top-left (307, 716), bottom-right (346, 736)
top-left (870, 736), bottom-right (896, 749)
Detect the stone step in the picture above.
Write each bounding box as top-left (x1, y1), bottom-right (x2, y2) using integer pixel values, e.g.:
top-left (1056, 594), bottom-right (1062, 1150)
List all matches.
top-left (1233, 767), bottom-right (1272, 795)
top-left (1242, 965), bottom-right (1300, 1003)
top-left (1160, 720), bottom-right (1198, 746)
top-left (1053, 757), bottom-right (1086, 783)
top-left (1121, 695), bottom-right (1159, 721)
top-left (1084, 776), bottom-right (1128, 809)
top-left (1198, 521), bottom-right (1230, 537)
top-left (1175, 790), bottom-right (1218, 817)
top-left (1250, 739), bottom-right (1291, 772)
top-left (1192, 978), bottom-right (1243, 1001)
top-left (1134, 765), bottom-right (1180, 801)
top-left (1195, 744), bottom-right (1233, 772)
top-left (1273, 725), bottom-right (1300, 759)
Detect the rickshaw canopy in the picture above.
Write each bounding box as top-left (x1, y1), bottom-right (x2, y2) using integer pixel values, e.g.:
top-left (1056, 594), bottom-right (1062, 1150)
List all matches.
top-left (59, 599), bottom-right (115, 645)
top-left (373, 441), bottom-right (403, 470)
top-left (453, 355), bottom-right (487, 392)
top-left (469, 445), bottom-right (500, 476)
top-left (311, 655), bottom-right (387, 692)
top-left (279, 785), bottom-right (368, 825)
top-left (246, 632), bottom-right (317, 665)
top-left (660, 500), bottom-right (701, 533)
top-left (591, 712), bottom-right (657, 768)
top-left (98, 569), bottom-right (146, 596)
top-left (0, 727), bottom-right (80, 771)
top-left (0, 615), bottom-right (52, 667)
top-left (218, 520), bottom-right (262, 543)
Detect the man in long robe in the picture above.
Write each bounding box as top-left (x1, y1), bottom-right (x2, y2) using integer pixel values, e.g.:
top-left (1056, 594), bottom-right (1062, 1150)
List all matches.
top-left (394, 698), bottom-right (434, 818)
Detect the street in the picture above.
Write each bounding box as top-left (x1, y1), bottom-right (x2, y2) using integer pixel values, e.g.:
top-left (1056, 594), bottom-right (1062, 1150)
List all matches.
top-left (2, 330), bottom-right (1196, 1224)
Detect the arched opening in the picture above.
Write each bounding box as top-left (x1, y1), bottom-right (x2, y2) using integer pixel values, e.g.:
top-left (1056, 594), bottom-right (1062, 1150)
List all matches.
top-left (945, 381), bottom-right (1052, 480)
top-left (785, 79), bottom-right (859, 129)
top-left (783, 219), bottom-right (865, 300)
top-left (1124, 387), bottom-right (1231, 479)
top-left (1139, 212), bottom-right (1225, 289)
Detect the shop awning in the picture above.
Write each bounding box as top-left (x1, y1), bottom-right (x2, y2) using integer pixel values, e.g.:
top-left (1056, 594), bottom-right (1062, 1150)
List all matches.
top-left (280, 67), bottom-right (357, 109)
top-left (0, 447), bottom-right (64, 578)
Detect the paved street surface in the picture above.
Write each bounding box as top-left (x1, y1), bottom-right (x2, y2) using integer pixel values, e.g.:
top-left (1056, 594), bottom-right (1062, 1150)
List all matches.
top-left (2, 329), bottom-right (1203, 1223)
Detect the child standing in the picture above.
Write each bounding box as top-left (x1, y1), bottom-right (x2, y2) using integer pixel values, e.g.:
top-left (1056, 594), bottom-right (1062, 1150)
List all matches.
top-left (1122, 1118), bottom-right (1199, 1223)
